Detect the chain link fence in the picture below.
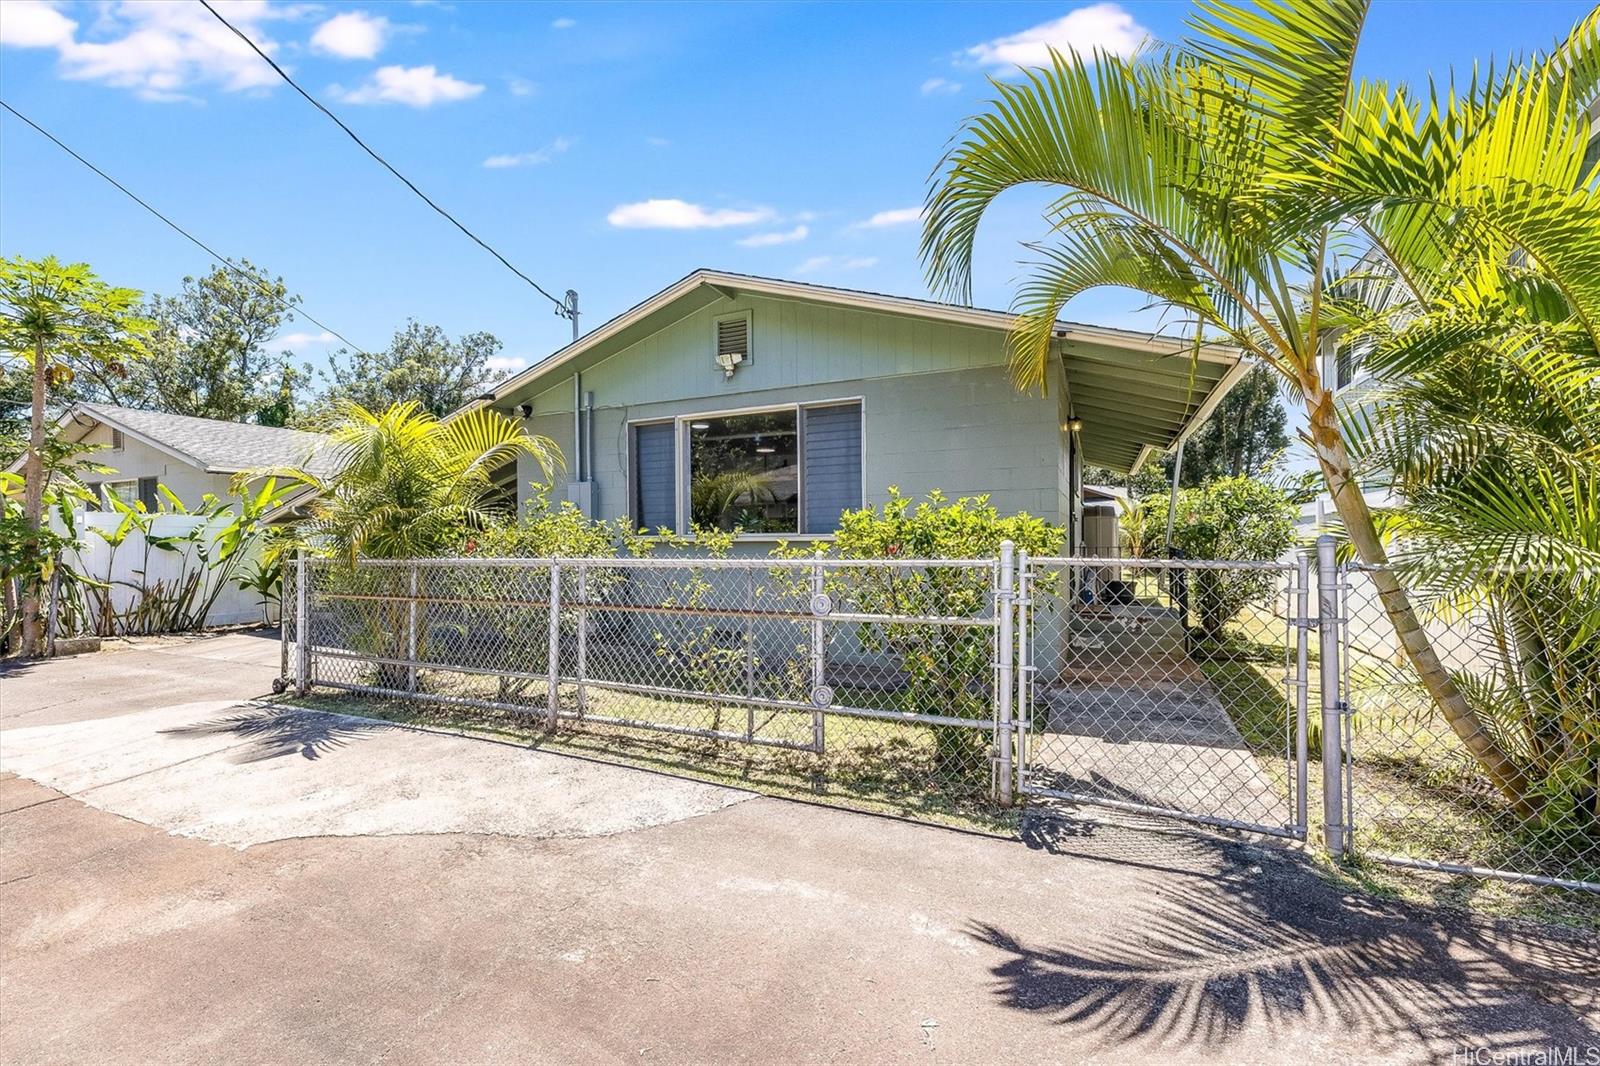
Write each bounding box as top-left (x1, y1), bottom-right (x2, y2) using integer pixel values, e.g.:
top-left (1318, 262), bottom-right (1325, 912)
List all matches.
top-left (1019, 555), bottom-right (1310, 840)
top-left (279, 546), bottom-right (1600, 894)
top-left (1340, 564), bottom-right (1600, 892)
top-left (283, 553), bottom-right (1010, 824)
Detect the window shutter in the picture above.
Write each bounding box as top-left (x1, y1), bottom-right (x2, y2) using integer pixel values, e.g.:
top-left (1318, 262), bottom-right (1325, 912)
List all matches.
top-left (137, 477), bottom-right (159, 511)
top-left (110, 429), bottom-right (125, 451)
top-left (802, 403), bottom-right (862, 534)
top-left (632, 423), bottom-right (677, 532)
top-left (716, 315), bottom-right (749, 364)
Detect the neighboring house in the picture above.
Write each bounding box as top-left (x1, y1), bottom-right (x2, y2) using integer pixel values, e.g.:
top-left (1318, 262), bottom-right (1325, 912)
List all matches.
top-left (473, 270), bottom-right (1248, 552)
top-left (8, 405), bottom-right (339, 630)
top-left (27, 403), bottom-right (337, 511)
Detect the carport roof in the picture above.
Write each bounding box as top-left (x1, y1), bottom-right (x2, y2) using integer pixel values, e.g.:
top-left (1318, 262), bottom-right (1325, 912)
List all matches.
top-left (484, 269), bottom-right (1247, 474)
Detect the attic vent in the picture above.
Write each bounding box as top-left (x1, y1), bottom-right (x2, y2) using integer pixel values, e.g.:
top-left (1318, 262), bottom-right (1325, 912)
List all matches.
top-left (714, 313), bottom-right (750, 378)
top-left (110, 429), bottom-right (125, 451)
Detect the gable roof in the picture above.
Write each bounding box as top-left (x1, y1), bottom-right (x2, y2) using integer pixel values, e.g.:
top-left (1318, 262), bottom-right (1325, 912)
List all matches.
top-left (61, 403), bottom-right (339, 479)
top-left (482, 268), bottom-right (1249, 473)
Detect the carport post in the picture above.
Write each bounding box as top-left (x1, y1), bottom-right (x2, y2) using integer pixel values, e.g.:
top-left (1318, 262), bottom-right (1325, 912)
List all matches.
top-left (1316, 536), bottom-right (1347, 857)
top-left (547, 561), bottom-right (562, 730)
top-left (294, 549), bottom-right (310, 697)
top-left (995, 540), bottom-right (1015, 807)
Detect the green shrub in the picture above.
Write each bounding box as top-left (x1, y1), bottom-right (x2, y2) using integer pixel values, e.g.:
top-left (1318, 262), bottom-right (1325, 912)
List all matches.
top-left (778, 489), bottom-right (1064, 774)
top-left (1163, 476), bottom-right (1298, 637)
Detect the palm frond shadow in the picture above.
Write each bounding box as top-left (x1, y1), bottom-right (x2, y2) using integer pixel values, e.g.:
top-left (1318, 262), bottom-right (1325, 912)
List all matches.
top-left (159, 709), bottom-right (394, 762)
top-left (981, 814), bottom-right (1599, 1055)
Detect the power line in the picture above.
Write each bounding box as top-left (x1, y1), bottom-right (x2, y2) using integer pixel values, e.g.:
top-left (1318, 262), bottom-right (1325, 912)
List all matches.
top-left (0, 99), bottom-right (370, 356)
top-left (197, 0), bottom-right (574, 321)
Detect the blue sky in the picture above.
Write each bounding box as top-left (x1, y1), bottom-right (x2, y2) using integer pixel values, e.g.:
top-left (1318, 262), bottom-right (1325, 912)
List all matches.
top-left (1, 0), bottom-right (1592, 384)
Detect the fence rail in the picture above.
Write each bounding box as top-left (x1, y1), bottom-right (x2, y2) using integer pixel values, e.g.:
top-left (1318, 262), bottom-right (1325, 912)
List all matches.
top-left (282, 540), bottom-right (1599, 894)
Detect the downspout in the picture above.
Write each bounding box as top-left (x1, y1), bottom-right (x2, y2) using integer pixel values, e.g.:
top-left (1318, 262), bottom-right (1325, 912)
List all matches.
top-left (573, 372), bottom-right (584, 483)
top-left (585, 390), bottom-right (596, 514)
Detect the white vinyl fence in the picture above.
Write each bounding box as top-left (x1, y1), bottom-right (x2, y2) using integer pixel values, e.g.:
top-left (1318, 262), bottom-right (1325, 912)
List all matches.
top-left (61, 510), bottom-right (276, 632)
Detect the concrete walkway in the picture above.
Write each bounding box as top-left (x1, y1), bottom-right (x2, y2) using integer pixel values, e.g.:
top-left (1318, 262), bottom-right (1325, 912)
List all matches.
top-left (2, 631), bottom-right (1596, 1064)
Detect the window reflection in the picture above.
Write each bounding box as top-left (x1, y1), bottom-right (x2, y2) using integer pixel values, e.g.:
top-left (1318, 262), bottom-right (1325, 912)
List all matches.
top-left (688, 411), bottom-right (798, 533)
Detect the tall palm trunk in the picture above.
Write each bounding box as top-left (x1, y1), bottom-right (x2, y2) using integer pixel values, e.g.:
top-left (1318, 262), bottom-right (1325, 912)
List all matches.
top-left (1305, 386), bottom-right (1539, 819)
top-left (19, 336), bottom-right (46, 658)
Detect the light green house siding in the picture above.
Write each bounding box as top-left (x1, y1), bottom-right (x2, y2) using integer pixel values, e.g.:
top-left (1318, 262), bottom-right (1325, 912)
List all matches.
top-left (509, 291), bottom-right (1068, 533)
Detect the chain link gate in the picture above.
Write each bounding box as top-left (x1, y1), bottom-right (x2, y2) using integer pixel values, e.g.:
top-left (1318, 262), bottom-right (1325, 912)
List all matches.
top-left (1012, 552), bottom-right (1311, 840)
top-left (283, 550), bottom-right (1013, 815)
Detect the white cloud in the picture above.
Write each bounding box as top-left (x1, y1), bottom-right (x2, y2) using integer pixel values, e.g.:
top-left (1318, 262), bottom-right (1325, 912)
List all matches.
top-left (507, 76), bottom-right (537, 97)
top-left (0, 0), bottom-right (297, 102)
top-left (334, 64), bottom-right (483, 107)
top-left (0, 0), bottom-right (76, 48)
top-left (483, 137), bottom-right (575, 169)
top-left (736, 225), bottom-right (808, 248)
top-left (795, 255), bottom-right (878, 275)
top-left (644, 136), bottom-right (670, 148)
top-left (966, 3), bottom-right (1149, 70)
top-left (550, 17), bottom-right (576, 29)
top-left (275, 330), bottom-right (336, 350)
top-left (850, 207), bottom-right (922, 230)
top-left (920, 77), bottom-right (961, 96)
top-left (486, 355), bottom-right (527, 372)
top-left (607, 199), bottom-right (774, 230)
top-left (310, 11), bottom-right (390, 60)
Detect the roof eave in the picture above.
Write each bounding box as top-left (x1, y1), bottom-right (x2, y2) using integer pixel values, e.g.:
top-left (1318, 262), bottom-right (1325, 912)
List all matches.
top-left (479, 269), bottom-right (1245, 409)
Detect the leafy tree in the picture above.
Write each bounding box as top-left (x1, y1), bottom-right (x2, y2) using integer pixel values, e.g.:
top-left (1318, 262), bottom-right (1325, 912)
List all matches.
top-left (921, 0), bottom-right (1599, 816)
top-left (1163, 476), bottom-right (1298, 637)
top-left (1173, 366), bottom-right (1287, 485)
top-left (0, 256), bottom-right (150, 657)
top-left (99, 260), bottom-right (310, 425)
top-left (317, 321), bottom-right (510, 421)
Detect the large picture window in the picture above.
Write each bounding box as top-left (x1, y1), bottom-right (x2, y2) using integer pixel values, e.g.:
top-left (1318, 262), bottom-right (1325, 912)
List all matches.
top-left (629, 401), bottom-right (861, 537)
top-left (688, 410), bottom-right (799, 533)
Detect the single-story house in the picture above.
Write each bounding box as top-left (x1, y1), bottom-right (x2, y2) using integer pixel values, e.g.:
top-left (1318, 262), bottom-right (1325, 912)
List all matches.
top-left (24, 402), bottom-right (337, 511)
top-left (474, 270), bottom-right (1247, 551)
top-left (7, 404), bottom-right (338, 630)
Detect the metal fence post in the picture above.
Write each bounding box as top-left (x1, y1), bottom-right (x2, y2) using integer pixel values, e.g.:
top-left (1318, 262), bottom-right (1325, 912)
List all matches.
top-left (294, 548), bottom-right (310, 696)
top-left (1316, 535), bottom-right (1347, 857)
top-left (575, 562), bottom-right (588, 718)
top-left (1294, 549), bottom-right (1311, 835)
top-left (1014, 547), bottom-right (1031, 798)
top-left (547, 561), bottom-right (562, 730)
top-left (406, 562), bottom-right (420, 693)
top-left (810, 562), bottom-right (826, 753)
top-left (278, 562), bottom-right (290, 689)
top-left (995, 540), bottom-right (1016, 807)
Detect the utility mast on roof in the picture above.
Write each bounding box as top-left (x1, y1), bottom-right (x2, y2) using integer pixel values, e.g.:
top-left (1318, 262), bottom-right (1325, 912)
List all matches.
top-left (564, 290), bottom-right (580, 342)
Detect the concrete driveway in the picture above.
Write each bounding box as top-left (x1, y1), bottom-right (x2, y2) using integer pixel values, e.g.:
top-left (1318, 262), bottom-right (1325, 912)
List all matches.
top-left (2, 630), bottom-right (1596, 1065)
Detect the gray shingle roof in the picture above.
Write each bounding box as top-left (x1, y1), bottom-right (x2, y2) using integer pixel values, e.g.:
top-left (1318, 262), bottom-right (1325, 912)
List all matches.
top-left (76, 403), bottom-right (340, 479)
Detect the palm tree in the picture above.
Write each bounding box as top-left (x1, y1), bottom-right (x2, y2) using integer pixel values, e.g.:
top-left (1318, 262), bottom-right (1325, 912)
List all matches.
top-left (690, 469), bottom-right (774, 530)
top-left (1347, 260), bottom-right (1600, 833)
top-left (921, 0), bottom-right (1599, 816)
top-left (275, 400), bottom-right (561, 561)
